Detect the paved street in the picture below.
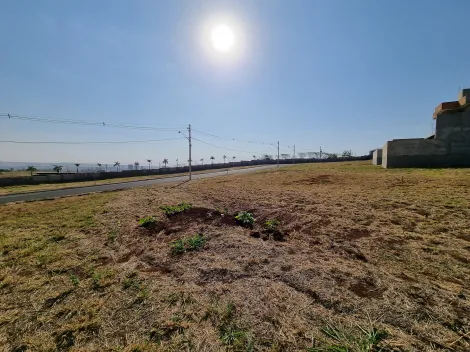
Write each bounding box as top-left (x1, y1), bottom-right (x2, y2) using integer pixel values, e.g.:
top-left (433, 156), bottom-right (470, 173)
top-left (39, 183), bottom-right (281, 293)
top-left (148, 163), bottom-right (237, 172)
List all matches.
top-left (0, 165), bottom-right (279, 204)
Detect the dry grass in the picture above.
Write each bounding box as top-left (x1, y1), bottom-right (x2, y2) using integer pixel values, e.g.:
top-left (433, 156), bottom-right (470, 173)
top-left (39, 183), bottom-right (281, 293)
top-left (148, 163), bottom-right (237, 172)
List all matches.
top-left (1, 161), bottom-right (469, 351)
top-left (0, 165), bottom-right (256, 196)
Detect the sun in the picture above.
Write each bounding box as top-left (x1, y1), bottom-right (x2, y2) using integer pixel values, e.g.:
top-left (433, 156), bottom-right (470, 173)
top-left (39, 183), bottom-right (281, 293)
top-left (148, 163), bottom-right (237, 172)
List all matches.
top-left (211, 24), bottom-right (235, 52)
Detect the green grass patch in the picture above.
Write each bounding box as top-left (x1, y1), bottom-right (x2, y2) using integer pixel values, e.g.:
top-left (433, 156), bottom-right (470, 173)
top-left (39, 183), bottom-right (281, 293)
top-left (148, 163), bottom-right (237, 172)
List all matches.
top-left (170, 234), bottom-right (206, 255)
top-left (160, 202), bottom-right (192, 216)
top-left (138, 216), bottom-right (157, 228)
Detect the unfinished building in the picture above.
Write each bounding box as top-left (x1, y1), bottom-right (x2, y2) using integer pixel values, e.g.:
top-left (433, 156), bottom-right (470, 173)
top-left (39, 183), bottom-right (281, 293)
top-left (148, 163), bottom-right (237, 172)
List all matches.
top-left (374, 89), bottom-right (470, 168)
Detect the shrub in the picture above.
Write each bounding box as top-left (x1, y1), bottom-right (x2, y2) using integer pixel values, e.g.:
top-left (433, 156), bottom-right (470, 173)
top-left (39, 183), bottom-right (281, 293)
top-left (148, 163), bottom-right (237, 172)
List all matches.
top-left (161, 203), bottom-right (192, 216)
top-left (235, 211), bottom-right (255, 227)
top-left (138, 216), bottom-right (157, 228)
top-left (171, 234), bottom-right (206, 255)
top-left (264, 219), bottom-right (280, 232)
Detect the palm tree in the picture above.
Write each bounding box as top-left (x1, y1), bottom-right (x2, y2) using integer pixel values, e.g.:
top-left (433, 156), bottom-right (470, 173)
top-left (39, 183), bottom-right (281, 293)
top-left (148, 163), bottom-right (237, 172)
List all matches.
top-left (253, 155), bottom-right (256, 160)
top-left (176, 159), bottom-right (179, 167)
top-left (200, 158), bottom-right (204, 165)
top-left (232, 156), bottom-right (236, 162)
top-left (223, 155), bottom-right (227, 164)
top-left (134, 161), bottom-right (140, 170)
top-left (147, 159), bottom-right (152, 170)
top-left (163, 159), bottom-right (168, 168)
top-left (53, 165), bottom-right (63, 174)
top-left (97, 163), bottom-right (102, 171)
top-left (75, 163), bottom-right (80, 173)
top-left (114, 161), bottom-right (120, 171)
top-left (210, 156), bottom-right (215, 164)
top-left (26, 166), bottom-right (37, 176)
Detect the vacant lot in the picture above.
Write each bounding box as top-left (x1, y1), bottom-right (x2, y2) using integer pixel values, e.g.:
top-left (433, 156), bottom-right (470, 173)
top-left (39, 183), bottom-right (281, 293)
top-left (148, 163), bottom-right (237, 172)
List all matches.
top-left (1, 161), bottom-right (469, 351)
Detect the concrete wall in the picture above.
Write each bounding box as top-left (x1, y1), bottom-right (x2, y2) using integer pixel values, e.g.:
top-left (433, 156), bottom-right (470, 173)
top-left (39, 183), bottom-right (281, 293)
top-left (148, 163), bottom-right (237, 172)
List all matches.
top-left (372, 149), bottom-right (382, 165)
top-left (382, 138), bottom-right (470, 168)
top-left (435, 108), bottom-right (470, 145)
top-left (0, 156), bottom-right (371, 187)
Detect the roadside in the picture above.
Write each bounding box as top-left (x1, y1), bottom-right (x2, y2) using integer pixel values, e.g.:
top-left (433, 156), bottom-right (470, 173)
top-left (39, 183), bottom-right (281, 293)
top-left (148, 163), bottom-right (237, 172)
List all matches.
top-left (0, 165), bottom-right (261, 196)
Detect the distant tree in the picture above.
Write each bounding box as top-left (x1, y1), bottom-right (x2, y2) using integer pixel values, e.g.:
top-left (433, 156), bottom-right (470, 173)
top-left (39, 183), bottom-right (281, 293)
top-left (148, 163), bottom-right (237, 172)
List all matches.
top-left (232, 156), bottom-right (236, 163)
top-left (97, 163), bottom-right (102, 171)
top-left (163, 159), bottom-right (168, 168)
top-left (26, 166), bottom-right (37, 176)
top-left (147, 159), bottom-right (152, 170)
top-left (200, 158), bottom-right (204, 165)
top-left (281, 154), bottom-right (290, 160)
top-left (75, 163), bottom-right (80, 173)
top-left (114, 161), bottom-right (120, 171)
top-left (262, 154), bottom-right (272, 160)
top-left (298, 152), bottom-right (307, 159)
top-left (223, 155), bottom-right (227, 164)
top-left (53, 165), bottom-right (63, 174)
top-left (328, 153), bottom-right (338, 159)
top-left (252, 155), bottom-right (257, 160)
top-left (176, 159), bottom-right (179, 167)
top-left (210, 156), bottom-right (215, 164)
top-left (307, 152), bottom-right (316, 159)
top-left (134, 161), bottom-right (140, 170)
top-left (342, 150), bottom-right (352, 157)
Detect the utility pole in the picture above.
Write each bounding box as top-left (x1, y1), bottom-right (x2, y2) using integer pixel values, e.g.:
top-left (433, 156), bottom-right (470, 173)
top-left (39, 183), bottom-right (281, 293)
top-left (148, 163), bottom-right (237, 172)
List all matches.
top-left (293, 145), bottom-right (295, 164)
top-left (277, 141), bottom-right (280, 168)
top-left (319, 147), bottom-right (322, 159)
top-left (188, 124), bottom-right (192, 180)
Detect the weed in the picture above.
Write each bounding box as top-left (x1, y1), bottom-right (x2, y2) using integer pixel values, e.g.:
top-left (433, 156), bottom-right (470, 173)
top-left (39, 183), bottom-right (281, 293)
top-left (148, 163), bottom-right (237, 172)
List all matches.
top-left (91, 271), bottom-right (102, 290)
top-left (264, 219), bottom-right (280, 232)
top-left (307, 324), bottom-right (389, 352)
top-left (138, 216), bottom-right (157, 228)
top-left (107, 228), bottom-right (117, 242)
top-left (235, 211), bottom-right (255, 227)
top-left (160, 202), bottom-right (192, 216)
top-left (217, 303), bottom-right (253, 350)
top-left (69, 273), bottom-right (80, 287)
top-left (170, 234), bottom-right (206, 255)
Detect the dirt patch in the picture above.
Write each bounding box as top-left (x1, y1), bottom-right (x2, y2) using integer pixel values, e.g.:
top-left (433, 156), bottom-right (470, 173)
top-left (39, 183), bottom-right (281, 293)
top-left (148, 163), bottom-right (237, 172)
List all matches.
top-left (345, 228), bottom-right (371, 240)
top-left (198, 268), bottom-right (249, 284)
top-left (349, 277), bottom-right (385, 298)
top-left (295, 174), bottom-right (332, 185)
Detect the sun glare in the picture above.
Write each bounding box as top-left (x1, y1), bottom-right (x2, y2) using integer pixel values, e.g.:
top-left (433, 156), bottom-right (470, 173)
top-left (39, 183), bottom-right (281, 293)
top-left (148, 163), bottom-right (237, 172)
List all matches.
top-left (211, 24), bottom-right (235, 52)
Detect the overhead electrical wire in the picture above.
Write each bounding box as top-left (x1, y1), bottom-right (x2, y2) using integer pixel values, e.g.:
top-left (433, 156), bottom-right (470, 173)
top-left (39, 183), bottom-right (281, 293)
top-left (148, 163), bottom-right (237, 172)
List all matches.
top-left (0, 113), bottom-right (185, 131)
top-left (0, 137), bottom-right (185, 144)
top-left (192, 128), bottom-right (276, 146)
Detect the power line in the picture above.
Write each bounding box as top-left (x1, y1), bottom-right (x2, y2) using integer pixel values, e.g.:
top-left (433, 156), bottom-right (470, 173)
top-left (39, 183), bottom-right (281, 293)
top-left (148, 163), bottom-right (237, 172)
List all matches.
top-left (192, 128), bottom-right (276, 146)
top-left (192, 137), bottom-right (276, 155)
top-left (0, 137), bottom-right (185, 144)
top-left (0, 113), bottom-right (185, 131)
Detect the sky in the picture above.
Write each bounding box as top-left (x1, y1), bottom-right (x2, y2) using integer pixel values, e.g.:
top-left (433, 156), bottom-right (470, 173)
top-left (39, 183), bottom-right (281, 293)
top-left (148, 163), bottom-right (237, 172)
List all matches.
top-left (1, 0), bottom-right (470, 166)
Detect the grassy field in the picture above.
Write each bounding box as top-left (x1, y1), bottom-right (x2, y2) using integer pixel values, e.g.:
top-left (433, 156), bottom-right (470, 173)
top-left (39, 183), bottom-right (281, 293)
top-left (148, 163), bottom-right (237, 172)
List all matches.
top-left (1, 161), bottom-right (469, 351)
top-left (0, 165), bottom-right (257, 196)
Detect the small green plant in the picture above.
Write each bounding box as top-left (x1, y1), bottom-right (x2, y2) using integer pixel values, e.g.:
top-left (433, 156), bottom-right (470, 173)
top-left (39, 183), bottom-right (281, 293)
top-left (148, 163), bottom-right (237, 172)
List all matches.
top-left (264, 219), bottom-right (280, 232)
top-left (91, 271), bottom-right (102, 290)
top-left (235, 211), bottom-right (255, 227)
top-left (160, 203), bottom-right (192, 216)
top-left (69, 273), bottom-right (80, 287)
top-left (306, 324), bottom-right (389, 352)
top-left (138, 216), bottom-right (157, 228)
top-left (170, 234), bottom-right (206, 255)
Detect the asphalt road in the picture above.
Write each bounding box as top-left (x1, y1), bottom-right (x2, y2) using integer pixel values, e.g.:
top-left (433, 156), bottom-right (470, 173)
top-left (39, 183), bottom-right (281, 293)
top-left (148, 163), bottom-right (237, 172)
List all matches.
top-left (0, 165), bottom-right (278, 205)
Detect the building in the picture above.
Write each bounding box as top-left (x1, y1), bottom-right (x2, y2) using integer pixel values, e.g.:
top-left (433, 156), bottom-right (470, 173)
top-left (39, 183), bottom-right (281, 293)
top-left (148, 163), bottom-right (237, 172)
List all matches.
top-left (374, 89), bottom-right (470, 168)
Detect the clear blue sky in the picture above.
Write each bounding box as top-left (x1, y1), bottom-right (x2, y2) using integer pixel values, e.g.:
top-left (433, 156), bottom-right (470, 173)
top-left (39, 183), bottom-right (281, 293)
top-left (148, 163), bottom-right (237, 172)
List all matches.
top-left (1, 0), bottom-right (469, 166)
